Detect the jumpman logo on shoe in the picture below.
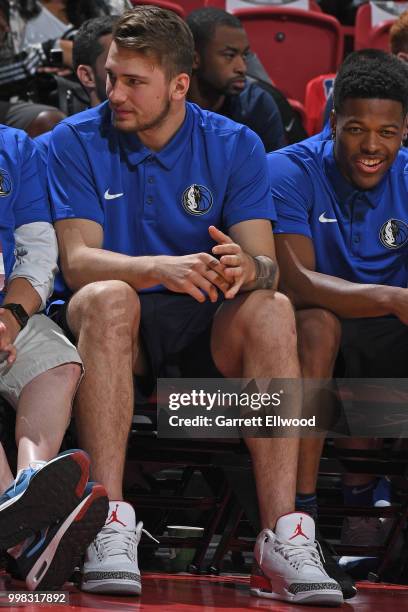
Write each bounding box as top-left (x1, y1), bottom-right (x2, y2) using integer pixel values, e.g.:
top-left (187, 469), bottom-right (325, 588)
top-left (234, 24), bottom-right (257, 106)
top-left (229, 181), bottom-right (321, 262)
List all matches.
top-left (105, 504), bottom-right (127, 527)
top-left (289, 516), bottom-right (309, 541)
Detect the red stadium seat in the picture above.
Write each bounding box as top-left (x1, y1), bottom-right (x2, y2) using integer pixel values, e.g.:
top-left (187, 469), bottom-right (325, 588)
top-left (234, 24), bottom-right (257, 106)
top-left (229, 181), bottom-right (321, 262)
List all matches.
top-left (232, 7), bottom-right (343, 104)
top-left (180, 0), bottom-right (207, 14)
top-left (205, 0), bottom-right (321, 12)
top-left (304, 72), bottom-right (335, 135)
top-left (355, 1), bottom-right (407, 51)
top-left (131, 0), bottom-right (186, 18)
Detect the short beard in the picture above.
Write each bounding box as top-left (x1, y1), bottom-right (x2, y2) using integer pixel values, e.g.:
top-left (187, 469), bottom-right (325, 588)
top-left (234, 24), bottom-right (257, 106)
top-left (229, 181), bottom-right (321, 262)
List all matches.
top-left (115, 98), bottom-right (172, 134)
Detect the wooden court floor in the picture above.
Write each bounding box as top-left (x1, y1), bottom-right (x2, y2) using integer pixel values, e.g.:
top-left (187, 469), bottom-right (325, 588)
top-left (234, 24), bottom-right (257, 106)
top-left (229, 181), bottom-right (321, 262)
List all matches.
top-left (1, 572), bottom-right (408, 611)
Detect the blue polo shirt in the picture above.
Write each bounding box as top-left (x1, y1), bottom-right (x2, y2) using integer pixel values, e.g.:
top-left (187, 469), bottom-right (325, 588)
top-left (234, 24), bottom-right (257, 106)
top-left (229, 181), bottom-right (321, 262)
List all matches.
top-left (0, 125), bottom-right (51, 304)
top-left (48, 101), bottom-right (275, 297)
top-left (268, 138), bottom-right (408, 287)
top-left (220, 80), bottom-right (286, 153)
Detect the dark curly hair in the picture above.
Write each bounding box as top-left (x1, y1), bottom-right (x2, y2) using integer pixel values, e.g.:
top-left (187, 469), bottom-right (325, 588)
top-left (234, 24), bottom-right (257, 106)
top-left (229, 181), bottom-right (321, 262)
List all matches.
top-left (333, 49), bottom-right (408, 116)
top-left (73, 15), bottom-right (117, 71)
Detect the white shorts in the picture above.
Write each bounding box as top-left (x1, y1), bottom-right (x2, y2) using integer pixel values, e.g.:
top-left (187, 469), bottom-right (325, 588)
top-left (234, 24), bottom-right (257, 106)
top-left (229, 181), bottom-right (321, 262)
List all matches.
top-left (0, 314), bottom-right (82, 408)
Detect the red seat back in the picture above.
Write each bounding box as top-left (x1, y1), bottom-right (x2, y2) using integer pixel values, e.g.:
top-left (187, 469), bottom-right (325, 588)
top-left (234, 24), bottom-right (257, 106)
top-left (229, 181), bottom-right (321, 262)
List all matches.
top-left (233, 7), bottom-right (342, 103)
top-left (304, 72), bottom-right (335, 135)
top-left (355, 1), bottom-right (407, 51)
top-left (205, 0), bottom-right (321, 11)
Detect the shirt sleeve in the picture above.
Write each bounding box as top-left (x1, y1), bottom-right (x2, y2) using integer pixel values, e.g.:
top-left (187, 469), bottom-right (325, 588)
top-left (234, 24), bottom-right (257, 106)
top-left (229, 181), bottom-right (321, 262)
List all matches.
top-left (223, 126), bottom-right (277, 229)
top-left (48, 122), bottom-right (104, 226)
top-left (14, 132), bottom-right (52, 228)
top-left (267, 151), bottom-right (313, 238)
top-left (9, 222), bottom-right (58, 309)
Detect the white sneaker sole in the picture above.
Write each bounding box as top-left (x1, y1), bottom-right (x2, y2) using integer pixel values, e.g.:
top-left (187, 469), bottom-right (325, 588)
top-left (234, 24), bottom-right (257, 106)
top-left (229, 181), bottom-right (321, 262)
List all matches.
top-left (26, 484), bottom-right (107, 590)
top-left (250, 566), bottom-right (344, 607)
top-left (250, 586), bottom-right (344, 606)
top-left (81, 576), bottom-right (141, 595)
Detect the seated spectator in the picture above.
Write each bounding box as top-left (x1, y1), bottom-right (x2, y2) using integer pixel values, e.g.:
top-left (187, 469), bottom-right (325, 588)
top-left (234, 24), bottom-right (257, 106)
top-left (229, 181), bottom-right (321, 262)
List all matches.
top-left (0, 124), bottom-right (108, 590)
top-left (35, 14), bottom-right (117, 161)
top-left (46, 6), bottom-right (343, 605)
top-left (0, 0), bottom-right (130, 136)
top-left (187, 7), bottom-right (288, 151)
top-left (73, 15), bottom-right (117, 108)
top-left (269, 50), bottom-right (408, 573)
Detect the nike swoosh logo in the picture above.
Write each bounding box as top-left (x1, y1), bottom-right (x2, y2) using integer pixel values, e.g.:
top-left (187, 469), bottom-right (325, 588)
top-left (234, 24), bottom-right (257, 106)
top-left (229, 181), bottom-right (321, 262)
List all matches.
top-left (319, 212), bottom-right (338, 223)
top-left (104, 189), bottom-right (124, 200)
top-left (351, 484), bottom-right (374, 496)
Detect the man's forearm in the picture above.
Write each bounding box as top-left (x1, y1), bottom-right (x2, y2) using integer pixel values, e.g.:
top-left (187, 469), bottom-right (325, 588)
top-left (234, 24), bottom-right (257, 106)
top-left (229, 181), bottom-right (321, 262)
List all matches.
top-left (61, 245), bottom-right (162, 291)
top-left (0, 278), bottom-right (41, 350)
top-left (284, 266), bottom-right (399, 318)
top-left (3, 277), bottom-right (42, 315)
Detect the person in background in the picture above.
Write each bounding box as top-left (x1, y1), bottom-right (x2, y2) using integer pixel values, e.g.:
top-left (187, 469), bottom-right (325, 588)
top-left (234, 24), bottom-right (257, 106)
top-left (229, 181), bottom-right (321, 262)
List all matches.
top-left (35, 14), bottom-right (117, 162)
top-left (187, 7), bottom-right (286, 152)
top-left (0, 0), bottom-right (130, 135)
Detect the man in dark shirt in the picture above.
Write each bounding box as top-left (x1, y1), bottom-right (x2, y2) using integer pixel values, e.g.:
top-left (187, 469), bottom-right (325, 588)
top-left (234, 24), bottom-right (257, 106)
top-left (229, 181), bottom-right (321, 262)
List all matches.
top-left (187, 8), bottom-right (286, 153)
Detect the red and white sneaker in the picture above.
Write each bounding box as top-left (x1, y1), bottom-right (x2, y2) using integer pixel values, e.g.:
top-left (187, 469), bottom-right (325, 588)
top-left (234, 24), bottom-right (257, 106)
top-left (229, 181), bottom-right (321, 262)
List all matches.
top-left (81, 501), bottom-right (158, 595)
top-left (81, 501), bottom-right (141, 594)
top-left (250, 512), bottom-right (343, 606)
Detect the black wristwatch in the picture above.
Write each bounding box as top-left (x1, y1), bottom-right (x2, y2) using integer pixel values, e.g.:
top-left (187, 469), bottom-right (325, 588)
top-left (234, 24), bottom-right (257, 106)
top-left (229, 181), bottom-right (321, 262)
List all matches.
top-left (1, 303), bottom-right (30, 329)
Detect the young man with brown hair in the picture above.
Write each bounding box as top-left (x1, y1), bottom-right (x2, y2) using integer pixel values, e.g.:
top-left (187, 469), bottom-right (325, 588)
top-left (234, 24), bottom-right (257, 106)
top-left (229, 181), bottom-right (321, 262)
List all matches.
top-left (46, 7), bottom-right (342, 604)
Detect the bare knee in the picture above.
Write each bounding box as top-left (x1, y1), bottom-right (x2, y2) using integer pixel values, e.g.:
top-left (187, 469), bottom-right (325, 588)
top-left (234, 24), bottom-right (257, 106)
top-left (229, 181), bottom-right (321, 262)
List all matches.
top-left (53, 362), bottom-right (82, 387)
top-left (296, 308), bottom-right (341, 376)
top-left (241, 290), bottom-right (297, 348)
top-left (68, 280), bottom-right (141, 347)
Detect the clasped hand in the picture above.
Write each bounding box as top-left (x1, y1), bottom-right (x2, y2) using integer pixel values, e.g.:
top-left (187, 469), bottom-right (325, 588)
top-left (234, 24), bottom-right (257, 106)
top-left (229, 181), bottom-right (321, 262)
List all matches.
top-left (157, 226), bottom-right (255, 302)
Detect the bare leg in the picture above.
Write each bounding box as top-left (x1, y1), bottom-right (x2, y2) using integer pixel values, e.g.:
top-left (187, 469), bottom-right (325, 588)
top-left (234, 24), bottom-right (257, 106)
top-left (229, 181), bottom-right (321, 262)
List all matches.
top-left (296, 309), bottom-right (341, 494)
top-left (212, 291), bottom-right (301, 529)
top-left (66, 281), bottom-right (140, 500)
top-left (0, 442), bottom-right (13, 493)
top-left (15, 363), bottom-right (81, 472)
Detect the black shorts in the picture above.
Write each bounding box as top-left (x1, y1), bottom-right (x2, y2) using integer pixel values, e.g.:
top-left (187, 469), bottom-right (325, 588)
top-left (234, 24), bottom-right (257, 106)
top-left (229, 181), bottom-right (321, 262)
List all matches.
top-left (49, 292), bottom-right (223, 383)
top-left (335, 317), bottom-right (408, 378)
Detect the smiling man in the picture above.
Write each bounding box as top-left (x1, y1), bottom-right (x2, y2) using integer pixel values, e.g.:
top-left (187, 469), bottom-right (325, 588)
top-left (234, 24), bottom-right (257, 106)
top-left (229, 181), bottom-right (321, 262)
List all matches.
top-left (268, 50), bottom-right (408, 590)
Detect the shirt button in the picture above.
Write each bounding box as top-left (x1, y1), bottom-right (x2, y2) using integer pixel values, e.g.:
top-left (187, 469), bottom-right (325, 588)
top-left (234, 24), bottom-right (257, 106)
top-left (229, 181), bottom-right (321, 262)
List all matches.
top-left (147, 176), bottom-right (154, 184)
top-left (354, 213), bottom-right (363, 221)
top-left (353, 235), bottom-right (360, 244)
top-left (147, 196), bottom-right (153, 204)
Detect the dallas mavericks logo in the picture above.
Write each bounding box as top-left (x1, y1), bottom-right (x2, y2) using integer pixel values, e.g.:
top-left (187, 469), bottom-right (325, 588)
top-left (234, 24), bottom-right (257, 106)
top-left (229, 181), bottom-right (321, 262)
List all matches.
top-left (0, 169), bottom-right (12, 197)
top-left (379, 219), bottom-right (408, 249)
top-left (182, 184), bottom-right (213, 216)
